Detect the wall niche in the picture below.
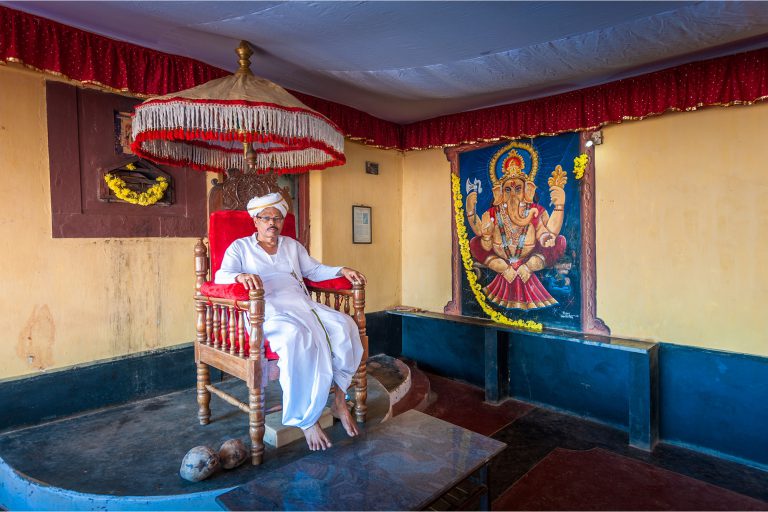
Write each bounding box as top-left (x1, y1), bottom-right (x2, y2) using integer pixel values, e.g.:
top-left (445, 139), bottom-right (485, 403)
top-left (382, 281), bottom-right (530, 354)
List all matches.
top-left (46, 82), bottom-right (206, 238)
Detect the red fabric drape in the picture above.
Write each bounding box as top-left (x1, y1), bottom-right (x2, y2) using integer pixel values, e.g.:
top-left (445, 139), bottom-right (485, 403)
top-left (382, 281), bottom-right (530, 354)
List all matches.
top-left (0, 5), bottom-right (403, 149)
top-left (0, 5), bottom-right (228, 95)
top-left (291, 90), bottom-right (403, 150)
top-left (403, 48), bottom-right (768, 149)
top-left (2, 5), bottom-right (767, 152)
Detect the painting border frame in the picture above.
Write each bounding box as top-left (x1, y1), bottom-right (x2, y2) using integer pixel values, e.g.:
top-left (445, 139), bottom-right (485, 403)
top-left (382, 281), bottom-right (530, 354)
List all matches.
top-left (443, 132), bottom-right (609, 335)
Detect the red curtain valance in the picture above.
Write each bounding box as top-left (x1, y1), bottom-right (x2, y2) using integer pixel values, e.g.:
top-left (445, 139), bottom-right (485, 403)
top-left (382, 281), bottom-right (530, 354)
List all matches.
top-left (403, 47), bottom-right (768, 150)
top-left (0, 6), bottom-right (229, 96)
top-left (0, 5), bottom-right (403, 150)
top-left (2, 5), bottom-right (767, 152)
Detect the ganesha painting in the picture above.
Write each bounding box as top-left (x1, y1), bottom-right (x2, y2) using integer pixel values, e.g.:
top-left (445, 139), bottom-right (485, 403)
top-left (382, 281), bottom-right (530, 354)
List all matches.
top-left (464, 141), bottom-right (569, 311)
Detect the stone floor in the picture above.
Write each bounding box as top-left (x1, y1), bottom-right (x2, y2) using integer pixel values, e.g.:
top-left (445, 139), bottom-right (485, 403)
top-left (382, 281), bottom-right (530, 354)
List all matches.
top-left (0, 375), bottom-right (390, 499)
top-left (2, 355), bottom-right (767, 510)
top-left (415, 369), bottom-right (768, 511)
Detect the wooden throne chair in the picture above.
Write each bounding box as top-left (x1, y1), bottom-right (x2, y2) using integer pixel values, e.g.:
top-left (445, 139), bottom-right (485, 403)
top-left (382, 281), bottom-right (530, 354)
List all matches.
top-left (193, 169), bottom-right (368, 465)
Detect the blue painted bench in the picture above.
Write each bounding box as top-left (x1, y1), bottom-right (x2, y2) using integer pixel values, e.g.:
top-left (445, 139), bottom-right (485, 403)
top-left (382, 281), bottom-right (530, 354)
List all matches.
top-left (389, 310), bottom-right (659, 451)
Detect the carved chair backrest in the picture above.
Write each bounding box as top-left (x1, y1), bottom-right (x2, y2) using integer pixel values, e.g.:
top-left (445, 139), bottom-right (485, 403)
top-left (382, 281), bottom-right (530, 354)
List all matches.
top-left (207, 168), bottom-right (295, 277)
top-left (208, 168), bottom-right (293, 213)
top-left (208, 210), bottom-right (296, 278)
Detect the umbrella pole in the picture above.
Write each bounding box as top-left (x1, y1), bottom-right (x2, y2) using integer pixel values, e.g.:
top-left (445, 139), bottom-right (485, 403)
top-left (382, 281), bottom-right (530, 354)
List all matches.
top-left (244, 141), bottom-right (256, 174)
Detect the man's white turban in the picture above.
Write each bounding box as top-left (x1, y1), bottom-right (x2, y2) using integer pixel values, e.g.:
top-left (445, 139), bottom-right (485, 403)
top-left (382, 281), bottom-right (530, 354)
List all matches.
top-left (247, 192), bottom-right (288, 218)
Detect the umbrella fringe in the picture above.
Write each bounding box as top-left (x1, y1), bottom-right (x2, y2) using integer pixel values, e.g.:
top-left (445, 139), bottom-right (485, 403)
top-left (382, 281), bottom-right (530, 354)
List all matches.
top-left (132, 101), bottom-right (344, 153)
top-left (140, 139), bottom-right (338, 172)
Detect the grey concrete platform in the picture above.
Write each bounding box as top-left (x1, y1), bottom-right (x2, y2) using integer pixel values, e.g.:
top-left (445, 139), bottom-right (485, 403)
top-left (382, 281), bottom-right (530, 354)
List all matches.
top-left (218, 410), bottom-right (506, 511)
top-left (0, 373), bottom-right (390, 510)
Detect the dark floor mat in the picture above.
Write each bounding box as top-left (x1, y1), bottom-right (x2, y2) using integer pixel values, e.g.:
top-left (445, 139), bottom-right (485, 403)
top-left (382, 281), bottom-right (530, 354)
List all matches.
top-left (422, 372), bottom-right (533, 436)
top-left (493, 447), bottom-right (768, 511)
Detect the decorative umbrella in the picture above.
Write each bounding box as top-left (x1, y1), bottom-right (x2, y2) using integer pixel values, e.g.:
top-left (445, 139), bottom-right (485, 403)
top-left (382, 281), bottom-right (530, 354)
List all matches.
top-left (131, 41), bottom-right (345, 174)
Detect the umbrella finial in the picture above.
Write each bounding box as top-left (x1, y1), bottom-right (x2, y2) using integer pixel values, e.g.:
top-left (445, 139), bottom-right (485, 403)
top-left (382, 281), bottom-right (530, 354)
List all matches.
top-left (235, 41), bottom-right (254, 76)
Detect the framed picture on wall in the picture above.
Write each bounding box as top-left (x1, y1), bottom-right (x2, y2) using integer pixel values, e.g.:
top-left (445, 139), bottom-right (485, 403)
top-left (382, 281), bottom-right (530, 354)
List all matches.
top-left (352, 205), bottom-right (372, 244)
top-left (444, 133), bottom-right (608, 335)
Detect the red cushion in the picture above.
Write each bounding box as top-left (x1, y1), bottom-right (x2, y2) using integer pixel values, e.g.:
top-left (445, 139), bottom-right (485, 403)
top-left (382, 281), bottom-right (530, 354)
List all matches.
top-left (209, 210), bottom-right (297, 278)
top-left (305, 276), bottom-right (352, 290)
top-left (200, 282), bottom-right (249, 300)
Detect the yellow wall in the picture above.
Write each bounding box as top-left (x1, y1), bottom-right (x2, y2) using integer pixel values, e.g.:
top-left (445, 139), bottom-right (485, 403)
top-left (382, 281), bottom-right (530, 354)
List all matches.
top-left (595, 104), bottom-right (768, 355)
top-left (310, 141), bottom-right (403, 312)
top-left (3, 59), bottom-right (767, 381)
top-left (400, 149), bottom-right (453, 311)
top-left (397, 104), bottom-right (768, 357)
top-left (0, 65), bottom-right (197, 379)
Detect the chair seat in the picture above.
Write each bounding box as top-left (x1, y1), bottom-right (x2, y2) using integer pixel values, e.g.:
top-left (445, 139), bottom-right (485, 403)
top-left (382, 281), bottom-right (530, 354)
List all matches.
top-left (200, 277), bottom-right (352, 301)
top-left (199, 277), bottom-right (353, 361)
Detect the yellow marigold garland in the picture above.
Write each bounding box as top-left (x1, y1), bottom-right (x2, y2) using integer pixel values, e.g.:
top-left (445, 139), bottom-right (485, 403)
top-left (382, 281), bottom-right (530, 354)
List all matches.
top-left (104, 172), bottom-right (169, 206)
top-left (451, 173), bottom-right (543, 332)
top-left (573, 153), bottom-right (589, 180)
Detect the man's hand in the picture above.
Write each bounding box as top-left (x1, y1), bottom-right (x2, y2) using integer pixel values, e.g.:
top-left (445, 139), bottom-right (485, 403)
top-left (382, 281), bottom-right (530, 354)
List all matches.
top-left (235, 273), bottom-right (261, 290)
top-left (340, 267), bottom-right (367, 286)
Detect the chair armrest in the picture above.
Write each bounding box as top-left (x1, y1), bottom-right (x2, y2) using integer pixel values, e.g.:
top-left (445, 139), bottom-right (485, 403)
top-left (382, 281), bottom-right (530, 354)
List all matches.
top-left (199, 281), bottom-right (251, 301)
top-left (304, 276), bottom-right (352, 291)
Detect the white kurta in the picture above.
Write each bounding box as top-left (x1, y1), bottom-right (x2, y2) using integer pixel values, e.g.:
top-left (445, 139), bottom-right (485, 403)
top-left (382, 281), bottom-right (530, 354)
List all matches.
top-left (215, 234), bottom-right (363, 430)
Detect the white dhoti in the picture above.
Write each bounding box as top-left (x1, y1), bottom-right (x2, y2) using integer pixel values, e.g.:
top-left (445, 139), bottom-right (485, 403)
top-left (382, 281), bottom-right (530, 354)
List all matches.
top-left (215, 234), bottom-right (363, 430)
top-left (265, 298), bottom-right (363, 429)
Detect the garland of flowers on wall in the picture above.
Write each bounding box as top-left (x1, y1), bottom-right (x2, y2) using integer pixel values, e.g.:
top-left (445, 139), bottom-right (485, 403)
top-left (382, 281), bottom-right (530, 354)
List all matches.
top-left (573, 153), bottom-right (588, 180)
top-left (104, 165), bottom-right (169, 206)
top-left (451, 173), bottom-right (543, 332)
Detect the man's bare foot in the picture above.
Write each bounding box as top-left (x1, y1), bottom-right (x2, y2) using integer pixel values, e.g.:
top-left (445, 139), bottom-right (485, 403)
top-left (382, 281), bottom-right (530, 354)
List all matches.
top-left (302, 422), bottom-right (332, 451)
top-left (332, 385), bottom-right (360, 437)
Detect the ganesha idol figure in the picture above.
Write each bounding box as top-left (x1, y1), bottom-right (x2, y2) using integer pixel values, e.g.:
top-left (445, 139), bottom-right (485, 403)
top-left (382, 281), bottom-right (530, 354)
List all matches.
top-left (465, 143), bottom-right (568, 310)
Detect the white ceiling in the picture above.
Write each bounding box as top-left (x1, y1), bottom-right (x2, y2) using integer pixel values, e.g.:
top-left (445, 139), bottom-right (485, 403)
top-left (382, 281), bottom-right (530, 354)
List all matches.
top-left (6, 1), bottom-right (768, 123)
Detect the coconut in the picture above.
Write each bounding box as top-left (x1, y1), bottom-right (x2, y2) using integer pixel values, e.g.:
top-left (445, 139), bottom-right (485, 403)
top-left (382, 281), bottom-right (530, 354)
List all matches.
top-left (179, 445), bottom-right (220, 482)
top-left (218, 438), bottom-right (248, 469)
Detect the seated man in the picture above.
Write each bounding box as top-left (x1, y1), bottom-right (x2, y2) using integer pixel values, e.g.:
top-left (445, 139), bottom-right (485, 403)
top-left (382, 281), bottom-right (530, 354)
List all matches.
top-left (214, 192), bottom-right (366, 451)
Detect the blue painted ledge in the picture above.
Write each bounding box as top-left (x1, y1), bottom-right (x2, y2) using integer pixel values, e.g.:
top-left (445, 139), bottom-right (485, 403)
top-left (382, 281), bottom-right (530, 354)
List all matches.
top-left (389, 310), bottom-right (768, 470)
top-left (390, 310), bottom-right (659, 451)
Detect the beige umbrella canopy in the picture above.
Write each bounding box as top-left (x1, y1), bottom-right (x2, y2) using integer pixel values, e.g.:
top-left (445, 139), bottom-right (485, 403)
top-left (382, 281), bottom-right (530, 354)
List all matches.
top-left (131, 41), bottom-right (345, 174)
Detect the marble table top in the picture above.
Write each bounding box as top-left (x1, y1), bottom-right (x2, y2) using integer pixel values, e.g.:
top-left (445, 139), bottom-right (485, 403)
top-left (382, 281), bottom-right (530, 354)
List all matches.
top-left (217, 409), bottom-right (506, 511)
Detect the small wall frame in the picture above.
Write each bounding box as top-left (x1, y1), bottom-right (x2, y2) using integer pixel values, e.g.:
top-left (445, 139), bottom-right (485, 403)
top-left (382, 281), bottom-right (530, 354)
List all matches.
top-left (352, 205), bottom-right (372, 244)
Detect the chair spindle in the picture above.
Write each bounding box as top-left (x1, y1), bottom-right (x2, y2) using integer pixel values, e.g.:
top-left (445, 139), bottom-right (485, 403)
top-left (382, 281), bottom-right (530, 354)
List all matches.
top-left (238, 311), bottom-right (246, 357)
top-left (212, 306), bottom-right (221, 348)
top-left (205, 304), bottom-right (213, 344)
top-left (229, 307), bottom-right (237, 354)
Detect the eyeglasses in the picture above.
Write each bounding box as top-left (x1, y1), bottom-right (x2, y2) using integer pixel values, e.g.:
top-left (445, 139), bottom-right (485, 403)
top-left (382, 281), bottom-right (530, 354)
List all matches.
top-left (255, 215), bottom-right (284, 223)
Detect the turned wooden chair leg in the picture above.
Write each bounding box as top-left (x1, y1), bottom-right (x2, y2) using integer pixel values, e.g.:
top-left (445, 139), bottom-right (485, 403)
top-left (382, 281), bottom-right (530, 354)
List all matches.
top-left (196, 362), bottom-right (211, 425)
top-left (354, 361), bottom-right (368, 423)
top-left (249, 385), bottom-right (265, 465)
